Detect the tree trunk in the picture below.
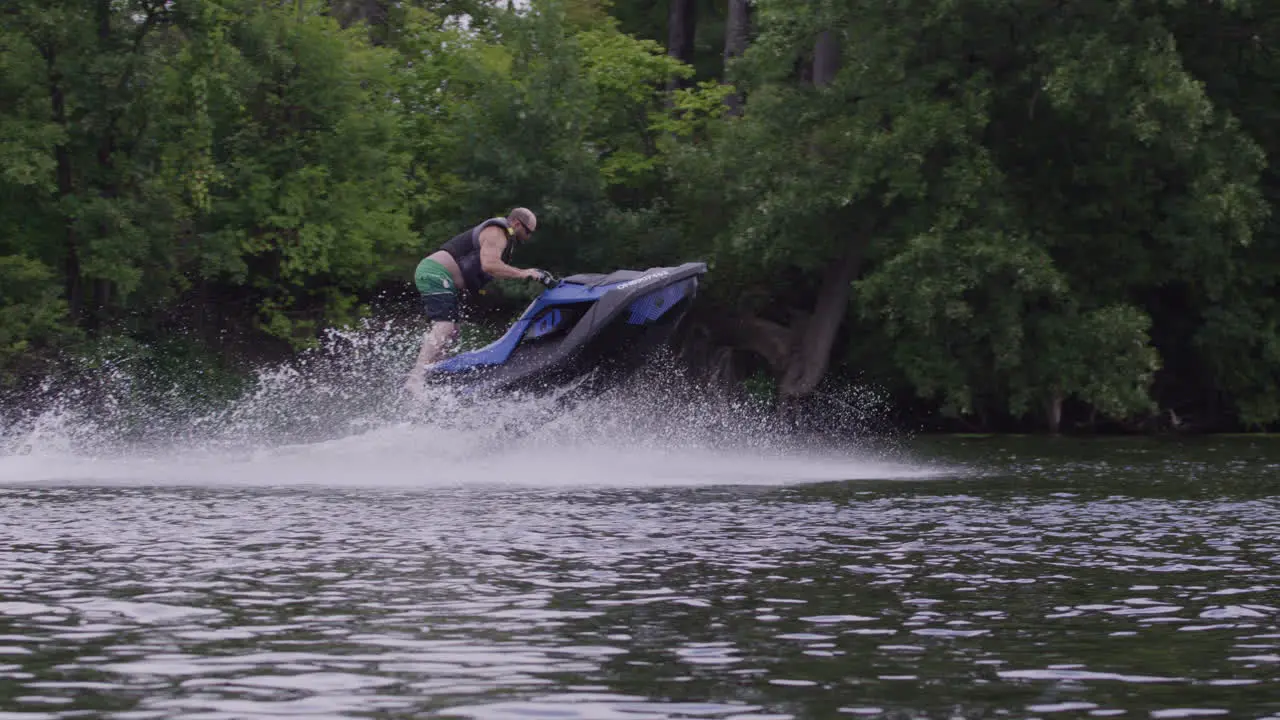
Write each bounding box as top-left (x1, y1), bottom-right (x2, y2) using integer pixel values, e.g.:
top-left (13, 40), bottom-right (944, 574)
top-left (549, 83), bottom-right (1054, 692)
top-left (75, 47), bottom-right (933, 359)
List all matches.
top-left (813, 29), bottom-right (840, 87)
top-left (45, 49), bottom-right (82, 322)
top-left (666, 0), bottom-right (697, 91)
top-left (96, 0), bottom-right (110, 41)
top-left (57, 143), bottom-right (81, 322)
top-left (675, 303), bottom-right (789, 385)
top-left (777, 235), bottom-right (867, 403)
top-left (675, 26), bottom-right (861, 414)
top-left (722, 0), bottom-right (750, 114)
top-left (1046, 392), bottom-right (1063, 434)
top-left (682, 226), bottom-right (870, 418)
top-left (768, 28), bottom-right (852, 416)
top-left (332, 0), bottom-right (387, 29)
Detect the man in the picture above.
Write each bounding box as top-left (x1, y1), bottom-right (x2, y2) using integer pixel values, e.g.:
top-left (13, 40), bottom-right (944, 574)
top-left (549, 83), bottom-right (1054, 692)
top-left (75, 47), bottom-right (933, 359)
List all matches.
top-left (404, 207), bottom-right (553, 396)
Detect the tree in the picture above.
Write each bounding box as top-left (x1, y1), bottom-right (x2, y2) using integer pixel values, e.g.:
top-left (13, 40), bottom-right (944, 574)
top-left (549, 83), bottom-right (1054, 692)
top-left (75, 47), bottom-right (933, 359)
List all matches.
top-left (666, 0), bottom-right (1267, 430)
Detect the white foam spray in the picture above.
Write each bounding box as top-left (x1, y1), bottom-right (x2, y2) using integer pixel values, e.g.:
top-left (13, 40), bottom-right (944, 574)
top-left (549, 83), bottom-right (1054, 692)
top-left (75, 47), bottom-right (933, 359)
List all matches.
top-left (0, 319), bottom-right (947, 488)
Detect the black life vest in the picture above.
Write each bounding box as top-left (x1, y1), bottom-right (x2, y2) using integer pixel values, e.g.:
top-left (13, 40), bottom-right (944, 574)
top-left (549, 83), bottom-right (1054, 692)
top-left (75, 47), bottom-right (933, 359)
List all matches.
top-left (438, 217), bottom-right (515, 292)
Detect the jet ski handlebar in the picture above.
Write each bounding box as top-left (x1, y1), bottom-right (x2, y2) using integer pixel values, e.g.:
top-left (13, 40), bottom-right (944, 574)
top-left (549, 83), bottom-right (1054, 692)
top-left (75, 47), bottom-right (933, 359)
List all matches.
top-left (530, 269), bottom-right (560, 288)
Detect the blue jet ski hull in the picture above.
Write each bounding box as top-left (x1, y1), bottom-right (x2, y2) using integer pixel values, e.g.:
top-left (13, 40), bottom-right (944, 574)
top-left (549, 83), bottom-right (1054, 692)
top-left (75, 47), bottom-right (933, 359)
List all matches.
top-left (423, 261), bottom-right (707, 395)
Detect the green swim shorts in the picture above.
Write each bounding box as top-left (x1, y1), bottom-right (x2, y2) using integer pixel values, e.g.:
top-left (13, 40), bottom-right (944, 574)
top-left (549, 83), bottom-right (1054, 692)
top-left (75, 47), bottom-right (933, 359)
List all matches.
top-left (414, 258), bottom-right (461, 323)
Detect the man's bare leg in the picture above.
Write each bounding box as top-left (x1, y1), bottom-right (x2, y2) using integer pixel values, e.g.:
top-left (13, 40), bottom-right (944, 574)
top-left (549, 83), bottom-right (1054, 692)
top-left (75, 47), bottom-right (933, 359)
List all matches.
top-left (404, 321), bottom-right (459, 398)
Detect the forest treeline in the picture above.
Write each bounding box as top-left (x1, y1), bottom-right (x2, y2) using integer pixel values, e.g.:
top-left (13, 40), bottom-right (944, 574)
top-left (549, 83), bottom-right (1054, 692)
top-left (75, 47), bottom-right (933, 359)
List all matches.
top-left (2, 0), bottom-right (1279, 434)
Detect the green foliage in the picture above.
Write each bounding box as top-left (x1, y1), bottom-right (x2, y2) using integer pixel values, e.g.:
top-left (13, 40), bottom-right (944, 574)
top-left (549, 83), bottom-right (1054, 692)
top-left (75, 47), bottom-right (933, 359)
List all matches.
top-left (1195, 297), bottom-right (1280, 428)
top-left (857, 226), bottom-right (1160, 421)
top-left (0, 256), bottom-right (74, 384)
top-left (673, 0), bottom-right (1273, 428)
top-left (195, 2), bottom-right (417, 346)
top-left (3, 0), bottom-right (1280, 432)
top-left (393, 0), bottom-right (700, 275)
top-left (743, 369), bottom-right (778, 410)
top-left (650, 79), bottom-right (734, 140)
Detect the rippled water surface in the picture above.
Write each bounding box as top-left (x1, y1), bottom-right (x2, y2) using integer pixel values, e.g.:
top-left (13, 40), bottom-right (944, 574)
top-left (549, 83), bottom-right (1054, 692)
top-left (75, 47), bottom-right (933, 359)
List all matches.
top-left (2, 436), bottom-right (1279, 719)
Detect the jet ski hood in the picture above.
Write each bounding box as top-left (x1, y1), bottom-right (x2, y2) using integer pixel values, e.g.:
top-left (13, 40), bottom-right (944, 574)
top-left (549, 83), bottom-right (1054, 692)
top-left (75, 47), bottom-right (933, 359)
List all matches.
top-left (423, 261), bottom-right (707, 394)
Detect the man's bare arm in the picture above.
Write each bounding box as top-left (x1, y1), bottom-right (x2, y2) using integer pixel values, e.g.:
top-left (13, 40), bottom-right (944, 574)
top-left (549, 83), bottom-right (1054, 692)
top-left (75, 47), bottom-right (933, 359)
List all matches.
top-left (479, 227), bottom-right (540, 280)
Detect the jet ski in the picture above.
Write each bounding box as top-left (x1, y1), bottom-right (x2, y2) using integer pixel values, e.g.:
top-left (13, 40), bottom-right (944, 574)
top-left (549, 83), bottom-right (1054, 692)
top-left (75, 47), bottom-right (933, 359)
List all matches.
top-left (421, 261), bottom-right (707, 396)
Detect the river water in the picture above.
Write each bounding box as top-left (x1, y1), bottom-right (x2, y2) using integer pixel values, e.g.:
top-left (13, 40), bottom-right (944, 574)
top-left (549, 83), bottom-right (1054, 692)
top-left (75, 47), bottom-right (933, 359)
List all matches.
top-left (1, 430), bottom-right (1277, 720)
top-left (0, 335), bottom-right (1277, 719)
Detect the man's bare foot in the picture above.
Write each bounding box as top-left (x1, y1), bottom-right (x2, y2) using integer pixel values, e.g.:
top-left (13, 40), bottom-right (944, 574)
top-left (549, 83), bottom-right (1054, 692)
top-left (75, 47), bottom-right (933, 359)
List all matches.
top-left (403, 372), bottom-right (427, 401)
